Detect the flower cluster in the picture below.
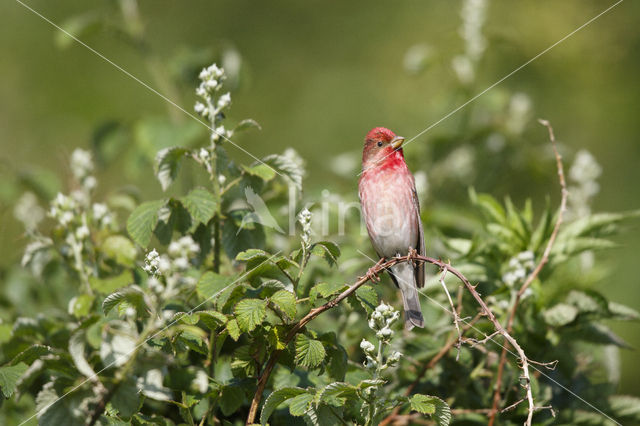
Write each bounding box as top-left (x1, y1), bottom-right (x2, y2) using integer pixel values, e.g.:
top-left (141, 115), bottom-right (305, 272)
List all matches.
top-left (361, 303), bottom-right (403, 375)
top-left (502, 250), bottom-right (535, 287)
top-left (452, 0), bottom-right (488, 84)
top-left (70, 148), bottom-right (97, 192)
top-left (49, 192), bottom-right (79, 227)
top-left (567, 149), bottom-right (602, 219)
top-left (194, 64), bottom-right (232, 144)
top-left (13, 191), bottom-right (45, 232)
top-left (298, 207), bottom-right (312, 249)
top-left (143, 236), bottom-right (200, 295)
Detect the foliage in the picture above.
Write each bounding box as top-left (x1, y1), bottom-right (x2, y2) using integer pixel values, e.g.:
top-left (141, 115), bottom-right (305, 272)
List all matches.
top-left (2, 1), bottom-right (640, 425)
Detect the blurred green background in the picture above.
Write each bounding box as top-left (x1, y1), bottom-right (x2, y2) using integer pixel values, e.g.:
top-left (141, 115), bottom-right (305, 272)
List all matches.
top-left (1, 0), bottom-right (639, 398)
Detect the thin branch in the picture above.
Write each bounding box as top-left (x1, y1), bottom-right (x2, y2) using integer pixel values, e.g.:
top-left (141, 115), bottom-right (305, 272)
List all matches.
top-left (488, 119), bottom-right (567, 426)
top-left (247, 253), bottom-right (541, 425)
top-left (438, 264), bottom-right (464, 360)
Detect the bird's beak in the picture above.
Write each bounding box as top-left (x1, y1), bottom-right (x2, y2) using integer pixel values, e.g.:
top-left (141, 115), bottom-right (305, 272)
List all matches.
top-left (390, 136), bottom-right (405, 150)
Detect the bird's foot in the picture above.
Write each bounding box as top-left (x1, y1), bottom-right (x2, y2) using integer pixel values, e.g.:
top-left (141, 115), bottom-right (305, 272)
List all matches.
top-left (360, 258), bottom-right (385, 283)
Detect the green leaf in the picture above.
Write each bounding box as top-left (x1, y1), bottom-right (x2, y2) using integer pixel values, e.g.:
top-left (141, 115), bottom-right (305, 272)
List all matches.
top-left (469, 188), bottom-right (506, 225)
top-left (410, 394), bottom-right (451, 425)
top-left (260, 152), bottom-right (305, 190)
top-left (317, 382), bottom-right (357, 407)
top-left (69, 331), bottom-right (97, 379)
top-left (102, 235), bottom-right (137, 267)
top-left (102, 286), bottom-right (150, 317)
top-left (234, 118), bottom-right (262, 133)
top-left (155, 147), bottom-right (188, 191)
top-left (111, 376), bottom-right (141, 419)
top-left (260, 387), bottom-right (306, 425)
top-left (295, 334), bottom-right (326, 368)
top-left (182, 187), bottom-right (218, 226)
top-left (0, 362), bottom-right (28, 398)
top-left (608, 395), bottom-right (640, 420)
top-left (543, 303), bottom-right (578, 326)
top-left (90, 271), bottom-right (132, 294)
top-left (608, 302), bottom-right (640, 321)
top-left (355, 285), bottom-right (379, 314)
top-left (270, 290), bottom-right (296, 320)
top-left (289, 392), bottom-right (314, 416)
top-left (242, 163), bottom-right (277, 181)
top-left (226, 319), bottom-right (241, 341)
top-left (68, 293), bottom-right (94, 318)
top-left (234, 299), bottom-right (267, 332)
top-left (10, 344), bottom-right (51, 365)
top-left (36, 382), bottom-right (85, 426)
top-left (127, 199), bottom-right (166, 247)
top-left (196, 271), bottom-right (232, 302)
top-left (311, 241), bottom-right (341, 266)
top-left (198, 310), bottom-right (228, 329)
top-left (219, 384), bottom-right (244, 416)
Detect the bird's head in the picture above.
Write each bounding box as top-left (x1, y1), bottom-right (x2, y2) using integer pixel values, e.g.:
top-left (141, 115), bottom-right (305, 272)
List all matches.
top-left (362, 127), bottom-right (406, 169)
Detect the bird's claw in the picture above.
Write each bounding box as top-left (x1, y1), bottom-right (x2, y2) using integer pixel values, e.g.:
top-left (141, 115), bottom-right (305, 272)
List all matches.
top-left (360, 258), bottom-right (385, 283)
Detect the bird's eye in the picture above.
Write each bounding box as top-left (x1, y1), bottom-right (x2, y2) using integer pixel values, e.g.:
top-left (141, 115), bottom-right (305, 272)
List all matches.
top-left (377, 141), bottom-right (383, 147)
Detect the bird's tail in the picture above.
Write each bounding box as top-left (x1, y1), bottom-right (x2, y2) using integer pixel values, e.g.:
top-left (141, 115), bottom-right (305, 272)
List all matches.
top-left (390, 263), bottom-right (425, 330)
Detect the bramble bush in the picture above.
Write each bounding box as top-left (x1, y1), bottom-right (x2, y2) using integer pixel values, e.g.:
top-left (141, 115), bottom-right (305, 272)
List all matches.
top-left (2, 1), bottom-right (640, 425)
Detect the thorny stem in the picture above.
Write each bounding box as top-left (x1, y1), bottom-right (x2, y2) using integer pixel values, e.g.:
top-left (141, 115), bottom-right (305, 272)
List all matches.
top-left (488, 119), bottom-right (567, 426)
top-left (246, 254), bottom-right (543, 425)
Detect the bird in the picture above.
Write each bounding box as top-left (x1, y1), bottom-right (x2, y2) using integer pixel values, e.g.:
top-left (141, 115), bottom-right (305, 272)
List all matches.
top-left (358, 127), bottom-right (425, 330)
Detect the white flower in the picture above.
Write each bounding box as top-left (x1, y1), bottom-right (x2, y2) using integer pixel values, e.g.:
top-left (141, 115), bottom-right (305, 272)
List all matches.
top-left (144, 249), bottom-right (161, 275)
top-left (360, 339), bottom-right (375, 354)
top-left (218, 174), bottom-right (226, 185)
top-left (569, 150), bottom-right (602, 185)
top-left (75, 225), bottom-right (90, 240)
top-left (193, 370), bottom-right (209, 394)
top-left (13, 192), bottom-right (45, 231)
top-left (217, 92), bottom-right (231, 109)
top-left (173, 257), bottom-right (189, 271)
top-left (387, 351), bottom-right (402, 366)
top-left (452, 55), bottom-right (475, 85)
top-left (70, 149), bottom-right (94, 180)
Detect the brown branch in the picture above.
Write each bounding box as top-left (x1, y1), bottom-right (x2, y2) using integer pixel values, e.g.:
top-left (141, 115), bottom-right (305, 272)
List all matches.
top-left (488, 119), bottom-right (567, 426)
top-left (248, 252), bottom-right (540, 425)
top-left (379, 312), bottom-right (482, 426)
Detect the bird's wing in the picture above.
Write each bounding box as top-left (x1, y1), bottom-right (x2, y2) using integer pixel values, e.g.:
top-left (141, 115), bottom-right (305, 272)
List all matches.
top-left (413, 188), bottom-right (426, 288)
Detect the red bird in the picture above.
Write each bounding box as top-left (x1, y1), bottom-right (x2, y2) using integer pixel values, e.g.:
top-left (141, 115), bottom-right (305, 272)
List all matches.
top-left (358, 127), bottom-right (425, 330)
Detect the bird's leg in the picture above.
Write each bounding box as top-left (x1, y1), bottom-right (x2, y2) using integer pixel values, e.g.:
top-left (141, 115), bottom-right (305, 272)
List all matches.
top-left (407, 247), bottom-right (419, 267)
top-left (360, 257), bottom-right (385, 283)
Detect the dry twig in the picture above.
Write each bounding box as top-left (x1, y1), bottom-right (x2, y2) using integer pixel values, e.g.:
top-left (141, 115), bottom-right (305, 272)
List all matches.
top-left (488, 119), bottom-right (567, 425)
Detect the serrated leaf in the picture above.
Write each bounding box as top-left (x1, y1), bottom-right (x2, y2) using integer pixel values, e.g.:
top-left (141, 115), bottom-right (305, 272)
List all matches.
top-left (289, 392), bottom-right (314, 416)
top-left (260, 152), bottom-right (304, 190)
top-left (198, 310), bottom-right (228, 329)
top-left (102, 286), bottom-right (150, 317)
top-left (0, 362), bottom-right (28, 398)
top-left (226, 319), bottom-right (241, 341)
top-left (219, 384), bottom-right (244, 416)
top-left (317, 382), bottom-right (357, 407)
top-left (182, 187), bottom-right (218, 225)
top-left (270, 290), bottom-right (296, 319)
top-left (68, 293), bottom-right (94, 318)
top-left (410, 394), bottom-right (451, 425)
top-left (543, 303), bottom-right (578, 326)
top-left (155, 147), bottom-right (188, 191)
top-left (295, 334), bottom-right (326, 368)
top-left (235, 299), bottom-right (267, 332)
top-left (260, 387), bottom-right (306, 425)
top-left (311, 241), bottom-right (341, 266)
top-left (10, 344), bottom-right (51, 366)
top-left (196, 271), bottom-right (232, 302)
top-left (127, 199), bottom-right (166, 247)
top-left (355, 285), bottom-right (379, 314)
